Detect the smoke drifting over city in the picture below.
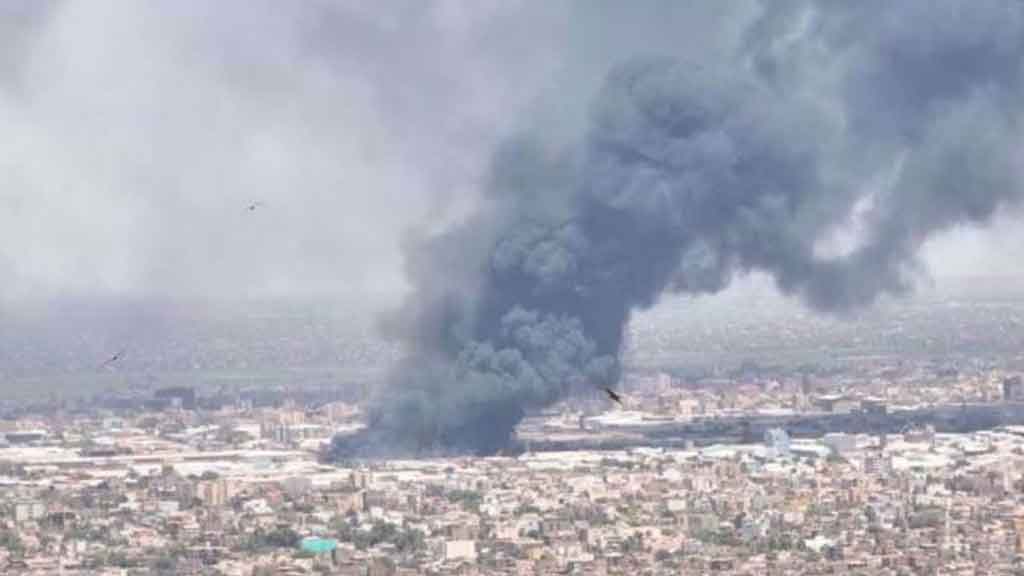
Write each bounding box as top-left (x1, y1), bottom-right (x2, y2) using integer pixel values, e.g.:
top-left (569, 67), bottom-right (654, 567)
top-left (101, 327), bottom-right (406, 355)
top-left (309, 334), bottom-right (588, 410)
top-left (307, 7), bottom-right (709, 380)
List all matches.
top-left (351, 0), bottom-right (1024, 456)
top-left (2, 2), bottom-right (1024, 456)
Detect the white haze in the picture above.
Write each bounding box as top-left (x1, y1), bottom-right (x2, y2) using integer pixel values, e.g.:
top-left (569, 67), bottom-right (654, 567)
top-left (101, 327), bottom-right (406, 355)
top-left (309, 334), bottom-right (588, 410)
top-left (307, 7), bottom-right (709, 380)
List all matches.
top-left (0, 0), bottom-right (1021, 314)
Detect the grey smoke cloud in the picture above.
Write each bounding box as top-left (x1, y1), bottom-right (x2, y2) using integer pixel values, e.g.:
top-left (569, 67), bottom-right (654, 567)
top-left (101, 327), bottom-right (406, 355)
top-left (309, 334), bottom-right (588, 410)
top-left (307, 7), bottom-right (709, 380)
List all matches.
top-left (343, 0), bottom-right (1024, 456)
top-left (3, 1), bottom-right (1024, 455)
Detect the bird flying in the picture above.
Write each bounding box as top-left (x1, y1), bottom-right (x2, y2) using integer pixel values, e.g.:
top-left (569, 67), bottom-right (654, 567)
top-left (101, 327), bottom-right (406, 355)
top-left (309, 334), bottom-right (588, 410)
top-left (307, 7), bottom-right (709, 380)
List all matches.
top-left (247, 201), bottom-right (265, 211)
top-left (601, 386), bottom-right (624, 407)
top-left (99, 349), bottom-right (126, 369)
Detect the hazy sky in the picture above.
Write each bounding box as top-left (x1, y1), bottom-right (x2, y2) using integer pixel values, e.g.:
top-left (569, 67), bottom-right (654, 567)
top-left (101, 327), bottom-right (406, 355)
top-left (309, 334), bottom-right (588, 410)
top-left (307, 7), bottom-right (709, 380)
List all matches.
top-left (1, 0), bottom-right (1021, 309)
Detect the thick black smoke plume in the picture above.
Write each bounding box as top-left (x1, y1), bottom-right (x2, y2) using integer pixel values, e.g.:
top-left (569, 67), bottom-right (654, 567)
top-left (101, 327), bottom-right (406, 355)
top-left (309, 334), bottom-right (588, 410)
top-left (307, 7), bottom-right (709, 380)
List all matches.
top-left (335, 0), bottom-right (1024, 457)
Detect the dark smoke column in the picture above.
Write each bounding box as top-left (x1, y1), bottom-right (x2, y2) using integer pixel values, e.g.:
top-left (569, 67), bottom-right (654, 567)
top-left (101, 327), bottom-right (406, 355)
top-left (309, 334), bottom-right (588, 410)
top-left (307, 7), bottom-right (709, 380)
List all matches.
top-left (333, 1), bottom-right (1024, 458)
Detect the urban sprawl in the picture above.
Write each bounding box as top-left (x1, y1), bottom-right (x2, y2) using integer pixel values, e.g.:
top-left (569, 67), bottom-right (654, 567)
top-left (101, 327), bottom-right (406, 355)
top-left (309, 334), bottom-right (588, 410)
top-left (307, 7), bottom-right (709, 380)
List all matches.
top-left (2, 291), bottom-right (1024, 575)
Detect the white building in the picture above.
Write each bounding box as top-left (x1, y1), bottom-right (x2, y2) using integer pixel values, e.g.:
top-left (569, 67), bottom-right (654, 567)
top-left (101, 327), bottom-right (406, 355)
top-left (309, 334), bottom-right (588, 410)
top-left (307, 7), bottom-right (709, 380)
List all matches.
top-left (445, 540), bottom-right (478, 562)
top-left (823, 433), bottom-right (857, 455)
top-left (764, 428), bottom-right (791, 458)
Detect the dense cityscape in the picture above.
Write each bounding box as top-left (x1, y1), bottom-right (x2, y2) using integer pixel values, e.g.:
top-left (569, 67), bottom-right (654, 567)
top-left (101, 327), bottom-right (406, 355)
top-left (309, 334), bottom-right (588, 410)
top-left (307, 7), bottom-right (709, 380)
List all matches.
top-left (5, 2), bottom-right (1024, 574)
top-left (2, 288), bottom-right (1024, 574)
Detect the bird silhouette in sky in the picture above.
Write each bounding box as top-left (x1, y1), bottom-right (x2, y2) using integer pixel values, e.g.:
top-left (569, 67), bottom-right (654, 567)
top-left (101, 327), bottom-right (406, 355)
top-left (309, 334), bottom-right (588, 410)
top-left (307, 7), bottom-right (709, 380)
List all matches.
top-left (99, 349), bottom-right (126, 369)
top-left (601, 386), bottom-right (624, 407)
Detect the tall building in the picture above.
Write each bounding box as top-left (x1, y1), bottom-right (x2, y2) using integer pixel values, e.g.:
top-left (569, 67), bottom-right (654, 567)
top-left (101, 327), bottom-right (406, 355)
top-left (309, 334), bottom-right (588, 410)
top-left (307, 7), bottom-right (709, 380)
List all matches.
top-left (1014, 511), bottom-right (1024, 552)
top-left (764, 428), bottom-right (791, 458)
top-left (1004, 375), bottom-right (1024, 401)
top-left (197, 479), bottom-right (228, 508)
top-left (13, 500), bottom-right (46, 525)
top-left (863, 451), bottom-right (893, 476)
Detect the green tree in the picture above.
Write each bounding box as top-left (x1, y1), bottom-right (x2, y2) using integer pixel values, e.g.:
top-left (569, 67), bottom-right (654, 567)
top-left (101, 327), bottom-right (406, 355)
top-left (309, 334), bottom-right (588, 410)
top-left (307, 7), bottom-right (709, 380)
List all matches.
top-left (242, 526), bottom-right (301, 551)
top-left (0, 529), bottom-right (23, 556)
top-left (446, 489), bottom-right (482, 512)
top-left (394, 527), bottom-right (426, 553)
top-left (152, 555), bottom-right (177, 576)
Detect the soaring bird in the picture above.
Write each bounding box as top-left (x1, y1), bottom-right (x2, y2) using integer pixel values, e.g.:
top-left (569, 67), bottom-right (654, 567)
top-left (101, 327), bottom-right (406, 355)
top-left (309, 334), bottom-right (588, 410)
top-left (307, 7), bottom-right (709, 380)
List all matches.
top-left (601, 386), bottom-right (624, 407)
top-left (99, 349), bottom-right (126, 369)
top-left (247, 201), bottom-right (265, 211)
